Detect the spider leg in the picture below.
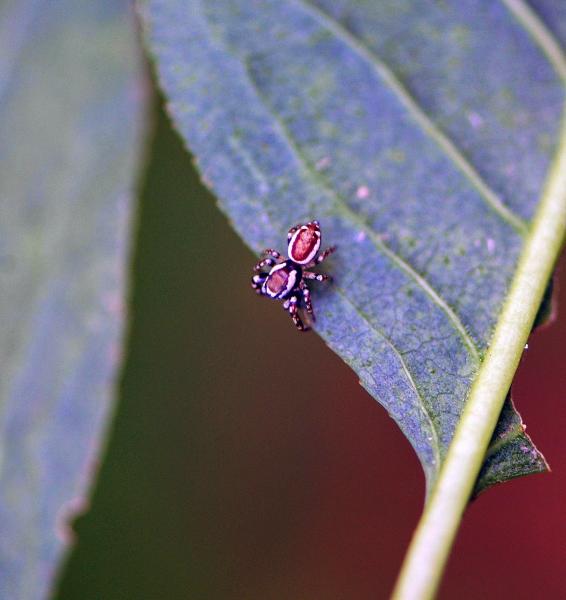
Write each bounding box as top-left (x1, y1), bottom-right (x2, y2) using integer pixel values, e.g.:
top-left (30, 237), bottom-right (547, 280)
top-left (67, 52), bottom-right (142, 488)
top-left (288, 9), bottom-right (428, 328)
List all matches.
top-left (261, 248), bottom-right (283, 261)
top-left (287, 294), bottom-right (309, 331)
top-left (251, 273), bottom-right (267, 294)
top-left (253, 256), bottom-right (276, 272)
top-left (299, 281), bottom-right (314, 320)
top-left (303, 271), bottom-right (331, 283)
top-left (309, 245), bottom-right (336, 266)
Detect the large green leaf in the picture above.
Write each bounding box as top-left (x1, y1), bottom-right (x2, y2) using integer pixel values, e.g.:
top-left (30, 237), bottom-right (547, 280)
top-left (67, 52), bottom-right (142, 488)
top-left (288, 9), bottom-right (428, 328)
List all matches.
top-left (141, 1), bottom-right (564, 492)
top-left (0, 1), bottom-right (146, 597)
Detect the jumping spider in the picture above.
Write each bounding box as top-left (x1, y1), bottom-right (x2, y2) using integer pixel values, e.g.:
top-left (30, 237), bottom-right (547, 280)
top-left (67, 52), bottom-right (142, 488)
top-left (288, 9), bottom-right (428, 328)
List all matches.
top-left (251, 220), bottom-right (336, 331)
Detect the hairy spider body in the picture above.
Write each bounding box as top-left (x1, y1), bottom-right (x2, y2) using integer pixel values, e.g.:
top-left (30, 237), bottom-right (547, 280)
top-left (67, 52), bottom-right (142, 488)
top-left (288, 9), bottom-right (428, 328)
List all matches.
top-left (251, 220), bottom-right (335, 331)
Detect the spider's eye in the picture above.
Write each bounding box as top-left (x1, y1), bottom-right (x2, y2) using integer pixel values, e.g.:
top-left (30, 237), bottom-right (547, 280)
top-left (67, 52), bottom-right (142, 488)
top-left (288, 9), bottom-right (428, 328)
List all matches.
top-left (288, 223), bottom-right (321, 264)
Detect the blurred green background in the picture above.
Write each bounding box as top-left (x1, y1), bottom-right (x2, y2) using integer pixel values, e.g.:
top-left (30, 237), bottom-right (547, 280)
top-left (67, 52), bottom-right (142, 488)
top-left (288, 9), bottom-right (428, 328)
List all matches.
top-left (55, 97), bottom-right (566, 600)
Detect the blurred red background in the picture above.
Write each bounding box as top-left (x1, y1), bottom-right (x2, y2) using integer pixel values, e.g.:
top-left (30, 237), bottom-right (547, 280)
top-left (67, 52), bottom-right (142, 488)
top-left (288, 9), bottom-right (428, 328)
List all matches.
top-left (56, 103), bottom-right (566, 600)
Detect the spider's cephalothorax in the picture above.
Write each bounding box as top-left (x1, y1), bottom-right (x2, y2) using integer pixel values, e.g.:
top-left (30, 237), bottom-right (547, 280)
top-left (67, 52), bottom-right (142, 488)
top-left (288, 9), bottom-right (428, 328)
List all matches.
top-left (251, 220), bottom-right (336, 331)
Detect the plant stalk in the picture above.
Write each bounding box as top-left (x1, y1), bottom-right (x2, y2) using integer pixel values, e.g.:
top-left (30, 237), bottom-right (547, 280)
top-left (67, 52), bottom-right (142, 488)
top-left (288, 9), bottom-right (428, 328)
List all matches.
top-left (391, 118), bottom-right (566, 600)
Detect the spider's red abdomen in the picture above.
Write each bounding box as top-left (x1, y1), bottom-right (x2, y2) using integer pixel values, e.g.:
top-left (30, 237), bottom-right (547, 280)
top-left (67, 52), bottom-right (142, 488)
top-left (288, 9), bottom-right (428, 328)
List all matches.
top-left (288, 221), bottom-right (321, 264)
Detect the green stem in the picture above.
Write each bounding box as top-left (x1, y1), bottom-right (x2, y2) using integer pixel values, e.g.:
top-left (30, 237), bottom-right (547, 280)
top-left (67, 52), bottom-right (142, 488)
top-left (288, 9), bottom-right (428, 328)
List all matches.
top-left (391, 117), bottom-right (566, 600)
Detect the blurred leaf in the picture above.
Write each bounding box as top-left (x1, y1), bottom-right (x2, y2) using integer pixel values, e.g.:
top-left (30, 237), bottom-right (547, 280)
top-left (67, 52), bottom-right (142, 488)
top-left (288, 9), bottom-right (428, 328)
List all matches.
top-left (140, 0), bottom-right (564, 492)
top-left (0, 1), bottom-right (147, 597)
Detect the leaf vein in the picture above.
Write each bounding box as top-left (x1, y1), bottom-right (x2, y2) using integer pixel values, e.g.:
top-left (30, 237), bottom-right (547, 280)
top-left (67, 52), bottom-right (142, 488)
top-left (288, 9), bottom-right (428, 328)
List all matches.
top-left (334, 287), bottom-right (442, 469)
top-left (501, 0), bottom-right (566, 83)
top-left (295, 0), bottom-right (529, 236)
top-left (239, 57), bottom-right (482, 362)
top-left (483, 422), bottom-right (524, 460)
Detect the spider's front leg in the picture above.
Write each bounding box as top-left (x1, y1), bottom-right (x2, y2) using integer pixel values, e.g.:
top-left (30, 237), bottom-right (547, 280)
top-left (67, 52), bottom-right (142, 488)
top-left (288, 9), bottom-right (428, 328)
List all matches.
top-left (285, 294), bottom-right (309, 331)
top-left (253, 256), bottom-right (276, 272)
top-left (253, 248), bottom-right (284, 272)
top-left (261, 248), bottom-right (283, 260)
